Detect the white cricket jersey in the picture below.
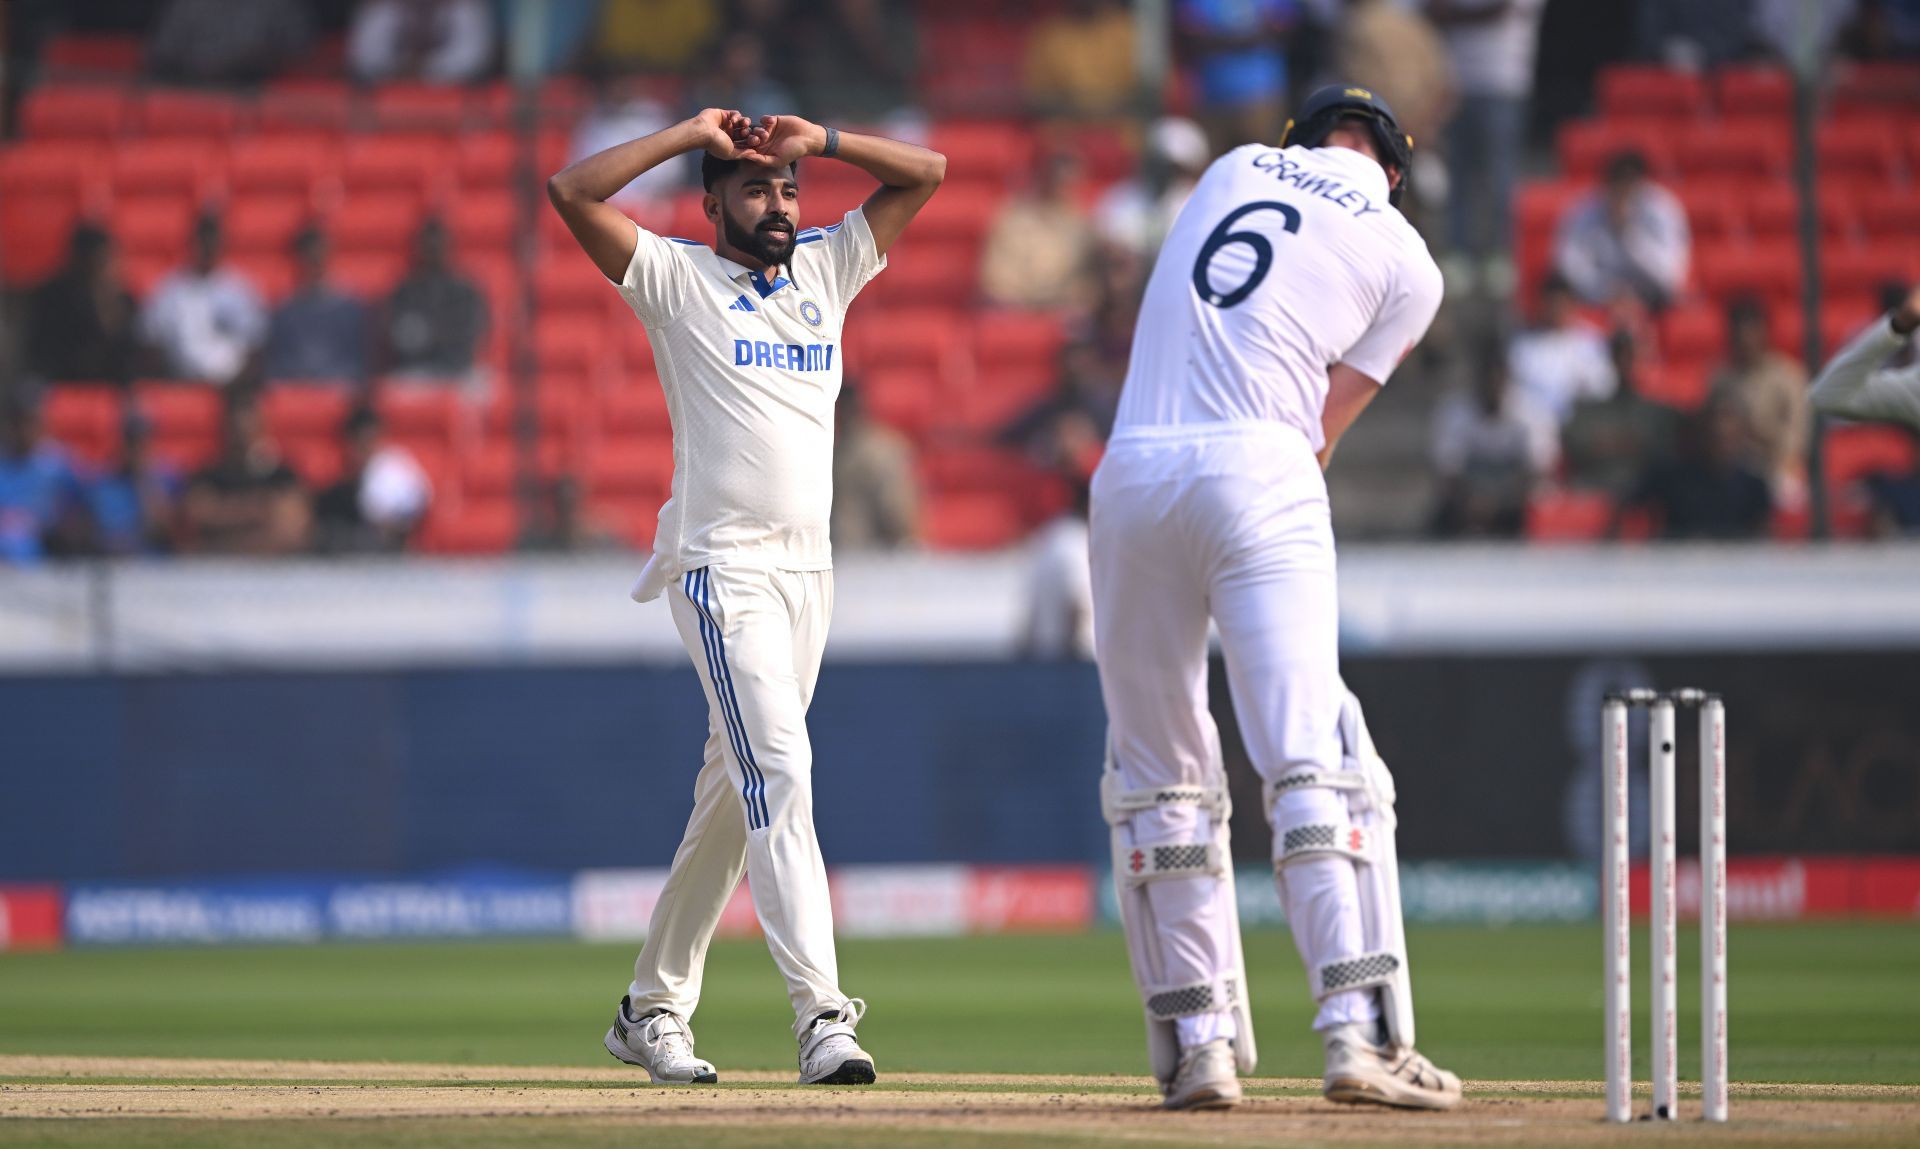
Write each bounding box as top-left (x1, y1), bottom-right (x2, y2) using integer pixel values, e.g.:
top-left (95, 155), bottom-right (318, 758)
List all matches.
top-left (614, 207), bottom-right (887, 578)
top-left (1115, 144), bottom-right (1444, 450)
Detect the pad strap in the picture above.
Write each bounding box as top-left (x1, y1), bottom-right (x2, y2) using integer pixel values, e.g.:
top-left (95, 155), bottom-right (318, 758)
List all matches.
top-left (1116, 840), bottom-right (1227, 886)
top-left (1314, 950), bottom-right (1402, 999)
top-left (1144, 974), bottom-right (1244, 1020)
top-left (1275, 820), bottom-right (1373, 869)
top-left (1102, 778), bottom-right (1231, 825)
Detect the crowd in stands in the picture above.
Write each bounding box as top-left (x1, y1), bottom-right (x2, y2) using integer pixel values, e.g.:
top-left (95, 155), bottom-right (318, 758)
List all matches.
top-left (3, 0), bottom-right (1920, 580)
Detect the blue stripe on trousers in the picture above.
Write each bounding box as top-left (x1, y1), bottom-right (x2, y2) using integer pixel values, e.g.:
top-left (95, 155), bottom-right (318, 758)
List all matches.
top-left (687, 569), bottom-right (763, 829)
top-left (688, 568), bottom-right (770, 830)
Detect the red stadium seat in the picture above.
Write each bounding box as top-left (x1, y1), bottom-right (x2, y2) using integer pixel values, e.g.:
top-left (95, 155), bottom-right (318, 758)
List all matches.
top-left (0, 141), bottom-right (105, 204)
top-left (1514, 180), bottom-right (1587, 242)
top-left (370, 83), bottom-right (469, 132)
top-left (448, 189), bottom-right (516, 252)
top-left (1825, 424), bottom-right (1916, 490)
top-left (1696, 242), bottom-right (1802, 302)
top-left (1859, 188), bottom-right (1920, 238)
top-left (600, 388), bottom-right (671, 437)
top-left (263, 385), bottom-right (355, 440)
top-left (330, 191), bottom-right (426, 253)
top-left (419, 497), bottom-right (520, 554)
top-left (342, 134), bottom-right (454, 197)
top-left (137, 89), bottom-right (243, 137)
top-left (1745, 185), bottom-right (1856, 241)
top-left (534, 255), bottom-right (613, 317)
top-left (585, 444), bottom-right (674, 500)
top-left (1823, 247), bottom-right (1920, 297)
top-left (20, 85), bottom-right (130, 138)
top-left (863, 240), bottom-right (980, 309)
top-left (229, 252), bottom-right (295, 303)
top-left (1659, 303), bottom-right (1726, 363)
top-left (229, 135), bottom-right (342, 197)
top-left (922, 491), bottom-right (1025, 550)
top-left (257, 80), bottom-right (352, 132)
top-left (846, 308), bottom-right (959, 376)
top-left (861, 366), bottom-right (940, 438)
top-left (907, 183), bottom-right (1002, 246)
top-left (929, 122), bottom-right (1035, 190)
top-left (956, 366), bottom-right (1056, 430)
top-left (1525, 490), bottom-right (1615, 541)
top-left (377, 388), bottom-right (464, 445)
top-left (227, 193), bottom-right (314, 255)
top-left (112, 195), bottom-right (197, 262)
top-left (40, 34), bottom-right (144, 77)
top-left (0, 195), bottom-right (81, 286)
top-left (283, 438), bottom-right (346, 488)
top-left (43, 387), bottom-right (124, 458)
top-left (1715, 67), bottom-right (1793, 121)
top-left (974, 311), bottom-right (1067, 372)
top-left (1557, 121), bottom-right (1674, 181)
top-left (110, 138), bottom-right (223, 201)
top-left (1672, 122), bottom-right (1788, 181)
top-left (1597, 66), bottom-right (1708, 121)
top-left (457, 131), bottom-right (518, 188)
top-left (459, 438), bottom-right (517, 500)
top-left (134, 382), bottom-right (223, 438)
top-left (1636, 361), bottom-right (1710, 410)
top-left (534, 314), bottom-right (606, 375)
top-left (917, 445), bottom-right (1040, 497)
top-left (330, 250), bottom-right (407, 299)
top-left (1818, 124), bottom-right (1904, 184)
top-left (1672, 183), bottom-right (1744, 241)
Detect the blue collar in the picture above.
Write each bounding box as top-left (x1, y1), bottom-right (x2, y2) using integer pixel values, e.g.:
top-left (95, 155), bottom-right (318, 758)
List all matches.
top-left (747, 269), bottom-right (791, 299)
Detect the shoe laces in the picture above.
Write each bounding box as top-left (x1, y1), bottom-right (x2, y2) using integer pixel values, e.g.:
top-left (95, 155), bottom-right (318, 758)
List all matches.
top-left (804, 998), bottom-right (866, 1054)
top-left (641, 1011), bottom-right (697, 1060)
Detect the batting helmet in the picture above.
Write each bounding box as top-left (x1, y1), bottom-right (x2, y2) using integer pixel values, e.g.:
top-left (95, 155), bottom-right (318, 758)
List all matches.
top-left (1279, 84), bottom-right (1414, 207)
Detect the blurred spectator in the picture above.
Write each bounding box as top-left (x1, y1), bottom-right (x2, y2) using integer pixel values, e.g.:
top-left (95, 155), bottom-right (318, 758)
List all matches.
top-left (1508, 272), bottom-right (1616, 426)
top-left (382, 218), bottom-right (487, 380)
top-left (689, 32), bottom-right (798, 121)
top-left (1337, 0), bottom-right (1453, 156)
top-left (1177, 0), bottom-right (1299, 155)
top-left (1429, 0), bottom-right (1543, 293)
top-left (139, 214), bottom-right (268, 386)
top-left (348, 0), bottom-right (495, 84)
top-left (1085, 243), bottom-right (1149, 373)
top-left (0, 390), bottom-right (89, 564)
top-left (266, 227), bottom-right (370, 387)
top-left (1636, 0), bottom-right (1754, 70)
top-left (1751, 0), bottom-right (1856, 63)
top-left (999, 340), bottom-right (1120, 469)
top-left (588, 0), bottom-right (717, 76)
top-left (148, 0), bottom-right (314, 86)
top-left (1553, 151), bottom-right (1689, 311)
top-left (1562, 329), bottom-right (1680, 497)
top-left (1839, 0), bottom-right (1920, 59)
top-left (571, 79), bottom-right (680, 221)
top-left (24, 224), bottom-right (139, 387)
top-left (1624, 401), bottom-right (1773, 540)
top-left (179, 387), bottom-right (311, 555)
top-left (517, 475), bottom-right (622, 553)
top-left (980, 149), bottom-right (1098, 311)
top-left (1094, 117), bottom-right (1211, 257)
top-left (830, 380), bottom-right (918, 551)
top-left (790, 0), bottom-right (918, 126)
top-left (1025, 0), bottom-right (1138, 118)
top-left (82, 411), bottom-right (182, 557)
top-left (314, 405), bottom-right (432, 554)
top-left (1430, 343), bottom-right (1556, 537)
top-left (1708, 297), bottom-right (1808, 497)
top-left (1019, 483), bottom-right (1094, 661)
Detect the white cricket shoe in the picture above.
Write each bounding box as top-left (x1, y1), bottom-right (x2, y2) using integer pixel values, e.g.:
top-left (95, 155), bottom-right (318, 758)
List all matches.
top-left (798, 998), bottom-right (876, 1085)
top-left (604, 996), bottom-right (718, 1084)
top-left (1321, 1022), bottom-right (1462, 1110)
top-left (1161, 1037), bottom-right (1242, 1111)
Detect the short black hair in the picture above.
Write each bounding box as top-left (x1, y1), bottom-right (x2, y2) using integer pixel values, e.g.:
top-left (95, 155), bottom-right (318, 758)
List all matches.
top-left (1604, 150), bottom-right (1649, 184)
top-left (701, 154), bottom-right (798, 191)
top-left (1726, 295), bottom-right (1769, 331)
top-left (343, 403), bottom-right (381, 437)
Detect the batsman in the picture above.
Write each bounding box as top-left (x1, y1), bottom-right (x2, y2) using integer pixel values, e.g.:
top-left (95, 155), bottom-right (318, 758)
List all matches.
top-left (1091, 86), bottom-right (1463, 1111)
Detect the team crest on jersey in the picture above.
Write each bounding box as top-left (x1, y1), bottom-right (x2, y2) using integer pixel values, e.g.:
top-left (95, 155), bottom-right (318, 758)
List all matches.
top-left (799, 300), bottom-right (823, 327)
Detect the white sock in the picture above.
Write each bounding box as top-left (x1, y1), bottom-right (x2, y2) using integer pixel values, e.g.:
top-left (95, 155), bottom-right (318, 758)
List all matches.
top-left (1176, 1009), bottom-right (1237, 1048)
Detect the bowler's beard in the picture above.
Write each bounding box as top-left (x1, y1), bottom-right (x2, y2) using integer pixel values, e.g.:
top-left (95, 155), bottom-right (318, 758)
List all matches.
top-left (722, 204), bottom-right (796, 268)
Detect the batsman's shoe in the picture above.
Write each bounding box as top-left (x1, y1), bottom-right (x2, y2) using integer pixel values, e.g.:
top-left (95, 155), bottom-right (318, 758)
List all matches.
top-left (604, 997), bottom-right (718, 1084)
top-left (1161, 1037), bottom-right (1242, 1111)
top-left (1321, 1022), bottom-right (1461, 1110)
top-left (798, 998), bottom-right (876, 1085)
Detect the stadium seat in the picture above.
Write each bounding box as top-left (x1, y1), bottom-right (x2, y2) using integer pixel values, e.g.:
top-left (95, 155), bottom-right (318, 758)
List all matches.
top-left (39, 34), bottom-right (144, 77)
top-left (534, 315), bottom-right (606, 375)
top-left (1745, 185), bottom-right (1856, 242)
top-left (330, 250), bottom-right (407, 299)
top-left (930, 121), bottom-right (1034, 189)
top-left (1696, 242), bottom-right (1802, 302)
top-left (459, 438), bottom-right (517, 500)
top-left (137, 89), bottom-right (242, 137)
top-left (1672, 122), bottom-right (1788, 181)
top-left (370, 83), bottom-right (469, 132)
top-left (342, 134), bottom-right (454, 198)
top-left (1659, 303), bottom-right (1727, 364)
top-left (263, 385), bottom-right (355, 440)
top-left (1818, 124), bottom-right (1905, 184)
top-left (43, 387), bottom-right (124, 459)
top-left (1825, 423), bottom-right (1917, 492)
top-left (282, 438), bottom-right (345, 488)
top-left (860, 366), bottom-right (940, 439)
top-left (110, 138), bottom-right (222, 201)
top-left (916, 444), bottom-right (1039, 497)
top-left (0, 140), bottom-right (104, 204)
top-left (134, 382), bottom-right (223, 438)
top-left (376, 388), bottom-right (464, 446)
top-left (534, 256), bottom-right (612, 317)
top-left (846, 308), bottom-right (959, 378)
top-left (585, 445), bottom-right (674, 500)
top-left (1557, 121), bottom-right (1673, 181)
top-left (419, 497), bottom-right (519, 554)
top-left (1673, 183), bottom-right (1744, 241)
top-left (20, 85), bottom-right (130, 138)
top-left (1525, 490), bottom-right (1615, 541)
top-left (974, 311), bottom-right (1067, 373)
top-left (111, 195), bottom-right (197, 262)
top-left (921, 491), bottom-right (1025, 550)
top-left (1597, 66), bottom-right (1708, 122)
top-left (121, 253), bottom-right (173, 298)
top-left (229, 135), bottom-right (342, 197)
top-left (907, 183), bottom-right (1002, 246)
top-left (0, 195), bottom-right (81, 286)
top-left (955, 365), bottom-right (1056, 431)
top-left (448, 189), bottom-right (516, 253)
top-left (599, 388), bottom-right (671, 436)
top-left (229, 252), bottom-right (295, 303)
top-left (1859, 188), bottom-right (1920, 238)
top-left (1636, 361), bottom-right (1710, 410)
top-left (863, 240), bottom-right (979, 309)
top-left (226, 193), bottom-right (313, 255)
top-left (331, 191), bottom-right (426, 253)
top-left (1823, 247), bottom-right (1920, 298)
top-left (1714, 67), bottom-right (1793, 121)
top-left (457, 131), bottom-right (517, 188)
top-left (257, 80), bottom-right (352, 132)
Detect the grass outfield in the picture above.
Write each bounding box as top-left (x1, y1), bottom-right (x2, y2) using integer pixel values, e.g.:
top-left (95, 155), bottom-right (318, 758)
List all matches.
top-left (2, 923), bottom-right (1916, 1084)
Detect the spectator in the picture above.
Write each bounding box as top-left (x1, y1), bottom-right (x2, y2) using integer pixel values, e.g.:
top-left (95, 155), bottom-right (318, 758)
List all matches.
top-left (1019, 483), bottom-right (1094, 661)
top-left (1553, 151), bottom-right (1690, 311)
top-left (266, 226), bottom-right (370, 387)
top-left (24, 224), bottom-right (139, 386)
top-left (1509, 272), bottom-right (1616, 426)
top-left (178, 387), bottom-right (311, 555)
top-left (1563, 329), bottom-right (1681, 497)
top-left (314, 405), bottom-right (432, 554)
top-left (1337, 0), bottom-right (1454, 157)
top-left (1428, 0), bottom-right (1545, 293)
top-left (517, 475), bottom-right (622, 553)
top-left (148, 0), bottom-right (314, 86)
top-left (830, 380), bottom-right (919, 551)
top-left (1707, 296), bottom-right (1808, 497)
top-left (1025, 0), bottom-right (1138, 119)
top-left (571, 77), bottom-right (680, 222)
top-left (1094, 117), bottom-right (1211, 257)
top-left (1624, 400), bottom-right (1773, 540)
top-left (0, 390), bottom-right (89, 564)
top-left (83, 410), bottom-right (182, 556)
top-left (689, 32), bottom-right (798, 122)
top-left (381, 218), bottom-right (487, 381)
top-left (588, 0), bottom-right (717, 76)
top-left (980, 148), bottom-right (1098, 311)
top-left (1839, 0), bottom-right (1920, 59)
top-left (789, 0), bottom-right (919, 126)
top-left (348, 0), bottom-right (495, 84)
top-left (1430, 343), bottom-right (1556, 537)
top-left (1176, 0), bottom-right (1299, 156)
top-left (1636, 0), bottom-right (1754, 70)
top-left (999, 340), bottom-right (1120, 470)
top-left (139, 213), bottom-right (268, 386)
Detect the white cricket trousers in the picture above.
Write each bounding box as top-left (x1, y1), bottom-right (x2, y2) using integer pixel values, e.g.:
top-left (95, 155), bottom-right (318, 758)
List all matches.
top-left (628, 563), bottom-right (846, 1039)
top-left (1090, 422), bottom-right (1377, 1038)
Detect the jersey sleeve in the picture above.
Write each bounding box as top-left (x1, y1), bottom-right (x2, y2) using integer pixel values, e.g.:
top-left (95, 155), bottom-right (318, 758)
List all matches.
top-left (614, 222), bottom-right (697, 327)
top-left (798, 207), bottom-right (888, 311)
top-left (1338, 244), bottom-right (1445, 386)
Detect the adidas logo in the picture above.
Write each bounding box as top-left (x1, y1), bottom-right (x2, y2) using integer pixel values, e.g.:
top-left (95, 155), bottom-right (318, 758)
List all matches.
top-left (727, 295), bottom-right (756, 312)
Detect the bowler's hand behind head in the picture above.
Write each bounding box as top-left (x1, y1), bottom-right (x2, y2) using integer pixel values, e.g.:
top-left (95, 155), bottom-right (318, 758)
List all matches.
top-left (739, 115), bottom-right (828, 167)
top-left (691, 108), bottom-right (769, 159)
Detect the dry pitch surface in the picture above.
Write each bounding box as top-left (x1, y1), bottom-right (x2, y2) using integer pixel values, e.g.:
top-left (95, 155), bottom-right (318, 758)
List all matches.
top-left (5, 1056), bottom-right (1919, 1148)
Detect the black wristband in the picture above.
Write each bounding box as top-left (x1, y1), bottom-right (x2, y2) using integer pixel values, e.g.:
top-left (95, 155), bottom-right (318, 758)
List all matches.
top-left (822, 126), bottom-right (840, 158)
